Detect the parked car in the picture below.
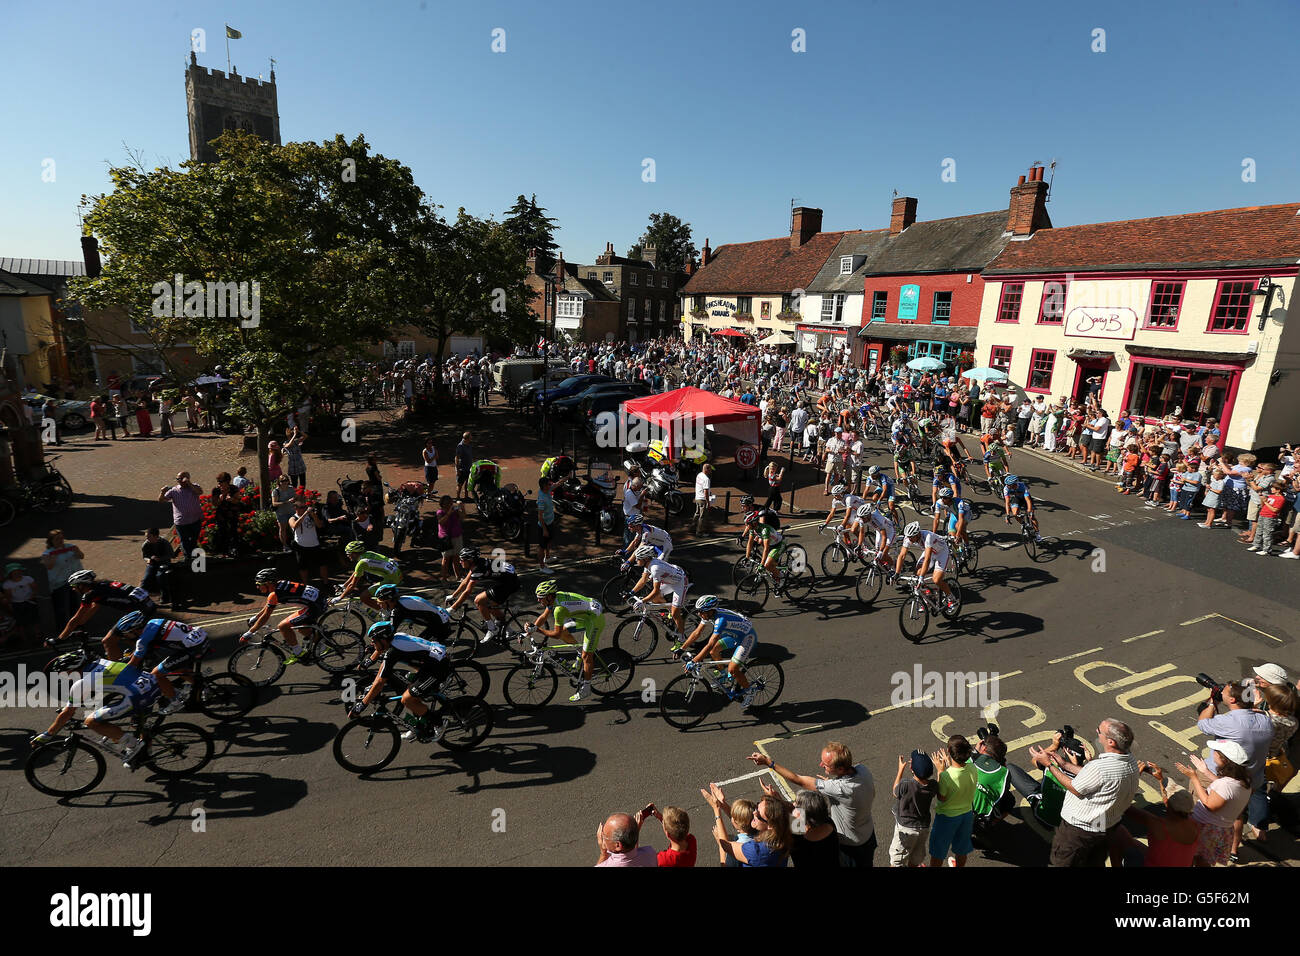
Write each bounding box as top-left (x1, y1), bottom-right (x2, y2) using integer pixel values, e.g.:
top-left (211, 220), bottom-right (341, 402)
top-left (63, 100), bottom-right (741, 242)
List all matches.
top-left (551, 381), bottom-right (651, 420)
top-left (535, 374), bottom-right (615, 410)
top-left (516, 369), bottom-right (574, 406)
top-left (22, 394), bottom-right (92, 431)
top-left (493, 358), bottom-right (567, 398)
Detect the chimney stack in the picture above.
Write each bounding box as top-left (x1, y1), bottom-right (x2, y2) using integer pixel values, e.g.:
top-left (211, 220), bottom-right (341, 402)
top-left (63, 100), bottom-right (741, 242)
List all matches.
top-left (1007, 166), bottom-right (1051, 237)
top-left (790, 207), bottom-right (823, 249)
top-left (81, 235), bottom-right (102, 278)
top-left (684, 259), bottom-right (696, 276)
top-left (596, 241), bottom-right (615, 265)
top-left (526, 247), bottom-right (539, 274)
top-left (642, 241), bottom-right (657, 267)
top-left (890, 196), bottom-right (918, 235)
top-left (701, 239), bottom-right (712, 267)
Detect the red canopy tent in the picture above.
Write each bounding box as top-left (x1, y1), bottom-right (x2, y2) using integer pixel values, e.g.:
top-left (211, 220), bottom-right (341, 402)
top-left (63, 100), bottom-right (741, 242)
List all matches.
top-left (712, 328), bottom-right (749, 338)
top-left (622, 387), bottom-right (761, 460)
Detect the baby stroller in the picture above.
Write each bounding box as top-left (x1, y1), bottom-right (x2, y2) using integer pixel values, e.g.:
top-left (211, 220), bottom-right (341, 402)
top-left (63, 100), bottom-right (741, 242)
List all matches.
top-left (337, 476), bottom-right (365, 512)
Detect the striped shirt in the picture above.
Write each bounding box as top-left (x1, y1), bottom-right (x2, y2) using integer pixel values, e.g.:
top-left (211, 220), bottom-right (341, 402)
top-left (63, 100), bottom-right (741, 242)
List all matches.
top-left (1059, 752), bottom-right (1139, 833)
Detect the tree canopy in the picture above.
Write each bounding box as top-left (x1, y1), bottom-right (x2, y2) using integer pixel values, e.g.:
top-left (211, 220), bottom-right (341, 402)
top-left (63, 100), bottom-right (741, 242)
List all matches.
top-left (503, 193), bottom-right (559, 272)
top-left (641, 212), bottom-right (697, 274)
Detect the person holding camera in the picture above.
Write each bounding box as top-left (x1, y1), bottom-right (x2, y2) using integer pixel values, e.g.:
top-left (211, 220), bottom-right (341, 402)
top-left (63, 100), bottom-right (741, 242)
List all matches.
top-left (289, 494), bottom-right (329, 590)
top-left (1196, 678), bottom-right (1273, 854)
top-left (1048, 718), bottom-right (1140, 867)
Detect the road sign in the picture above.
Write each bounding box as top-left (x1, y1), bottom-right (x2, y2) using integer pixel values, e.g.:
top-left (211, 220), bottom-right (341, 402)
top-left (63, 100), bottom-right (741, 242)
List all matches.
top-left (736, 444), bottom-right (759, 469)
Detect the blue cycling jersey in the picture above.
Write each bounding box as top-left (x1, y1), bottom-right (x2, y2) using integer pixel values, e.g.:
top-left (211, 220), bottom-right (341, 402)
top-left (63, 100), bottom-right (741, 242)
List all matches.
top-left (1005, 482), bottom-right (1029, 500)
top-left (711, 609), bottom-right (757, 645)
top-left (133, 619), bottom-right (208, 658)
top-left (874, 474), bottom-right (896, 496)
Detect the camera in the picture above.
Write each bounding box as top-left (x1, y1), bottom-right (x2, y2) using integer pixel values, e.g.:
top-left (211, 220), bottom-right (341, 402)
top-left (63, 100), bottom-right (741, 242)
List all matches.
top-left (976, 722), bottom-right (1000, 742)
top-left (1195, 673), bottom-right (1224, 704)
top-left (1057, 724), bottom-right (1075, 741)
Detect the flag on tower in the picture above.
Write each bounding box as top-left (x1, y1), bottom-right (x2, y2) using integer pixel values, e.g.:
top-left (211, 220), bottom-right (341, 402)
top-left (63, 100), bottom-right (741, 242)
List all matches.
top-left (225, 25), bottom-right (242, 39)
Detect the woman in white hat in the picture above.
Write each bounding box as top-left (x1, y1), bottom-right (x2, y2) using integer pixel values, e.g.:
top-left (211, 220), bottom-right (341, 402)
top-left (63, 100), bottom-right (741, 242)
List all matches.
top-left (1175, 741), bottom-right (1252, 866)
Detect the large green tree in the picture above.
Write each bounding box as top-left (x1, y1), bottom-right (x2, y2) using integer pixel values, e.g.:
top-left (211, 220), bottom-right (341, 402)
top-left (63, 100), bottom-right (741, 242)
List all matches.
top-left (399, 207), bottom-right (536, 390)
top-left (503, 194), bottom-right (559, 272)
top-left (640, 212), bottom-right (698, 275)
top-left (70, 131), bottom-right (426, 505)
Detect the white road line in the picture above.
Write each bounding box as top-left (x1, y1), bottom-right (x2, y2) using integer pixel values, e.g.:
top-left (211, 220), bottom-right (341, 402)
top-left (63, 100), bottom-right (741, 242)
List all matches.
top-left (1122, 629), bottom-right (1165, 644)
top-left (1048, 647), bottom-right (1103, 664)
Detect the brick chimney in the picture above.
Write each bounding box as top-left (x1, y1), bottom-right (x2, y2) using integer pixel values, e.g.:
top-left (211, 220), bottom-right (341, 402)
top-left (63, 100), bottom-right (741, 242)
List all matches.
top-left (596, 241), bottom-right (615, 265)
top-left (554, 251), bottom-right (566, 283)
top-left (890, 196), bottom-right (918, 235)
top-left (81, 234), bottom-right (102, 278)
top-left (526, 247), bottom-right (539, 274)
top-left (1007, 166), bottom-right (1051, 236)
top-left (701, 239), bottom-right (712, 267)
top-left (642, 242), bottom-right (657, 268)
top-left (684, 259), bottom-right (696, 277)
top-left (790, 207), bottom-right (822, 249)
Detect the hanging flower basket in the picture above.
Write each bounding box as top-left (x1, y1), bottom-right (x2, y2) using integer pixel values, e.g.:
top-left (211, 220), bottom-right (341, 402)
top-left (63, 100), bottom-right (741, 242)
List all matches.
top-left (954, 350), bottom-right (975, 370)
top-left (689, 309), bottom-right (708, 319)
top-left (888, 345), bottom-right (908, 366)
top-left (775, 310), bottom-right (800, 321)
top-left (732, 312), bottom-right (754, 322)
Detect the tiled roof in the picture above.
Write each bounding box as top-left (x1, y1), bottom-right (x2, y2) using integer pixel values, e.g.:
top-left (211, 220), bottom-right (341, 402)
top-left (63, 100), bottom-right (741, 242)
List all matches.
top-left (806, 231), bottom-right (891, 293)
top-left (864, 210), bottom-right (1014, 275)
top-left (682, 230), bottom-right (859, 295)
top-left (0, 258), bottom-right (85, 277)
top-left (984, 203), bottom-right (1300, 275)
top-left (0, 270), bottom-right (57, 296)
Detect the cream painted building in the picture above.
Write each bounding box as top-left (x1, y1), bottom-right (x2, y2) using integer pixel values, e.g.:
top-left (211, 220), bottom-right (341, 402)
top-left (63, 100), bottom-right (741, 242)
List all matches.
top-left (976, 203), bottom-right (1300, 451)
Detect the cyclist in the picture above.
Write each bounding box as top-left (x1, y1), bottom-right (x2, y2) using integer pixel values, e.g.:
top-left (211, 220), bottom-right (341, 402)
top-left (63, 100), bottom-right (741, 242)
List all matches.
top-left (676, 595), bottom-right (764, 710)
top-left (57, 570), bottom-right (157, 643)
top-left (897, 521), bottom-right (958, 613)
top-left (982, 435), bottom-right (1011, 485)
top-left (531, 580), bottom-right (606, 702)
top-left (893, 439), bottom-right (918, 487)
top-left (932, 487), bottom-right (973, 547)
top-left (1003, 474), bottom-right (1043, 542)
top-left (862, 501), bottom-right (898, 567)
top-left (823, 484), bottom-right (867, 530)
top-left (374, 584), bottom-right (455, 643)
top-left (349, 620), bottom-right (451, 741)
top-left (863, 465), bottom-right (901, 528)
top-left (623, 513), bottom-right (674, 562)
top-left (938, 420), bottom-right (972, 472)
top-left (629, 544), bottom-right (691, 637)
top-left (445, 547), bottom-right (518, 642)
top-left (109, 612), bottom-right (211, 715)
top-left (338, 540), bottom-right (403, 612)
top-left (754, 514), bottom-right (788, 590)
top-left (31, 649), bottom-right (160, 765)
top-left (244, 568), bottom-right (327, 664)
top-left (931, 463), bottom-right (963, 510)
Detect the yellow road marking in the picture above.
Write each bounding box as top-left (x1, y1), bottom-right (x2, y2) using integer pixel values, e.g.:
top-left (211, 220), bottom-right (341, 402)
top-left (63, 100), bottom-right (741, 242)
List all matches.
top-left (968, 670), bottom-right (1019, 688)
top-left (1179, 614), bottom-right (1217, 626)
top-left (1049, 647), bottom-right (1103, 663)
top-left (1213, 613), bottom-right (1285, 644)
top-left (1122, 629), bottom-right (1165, 644)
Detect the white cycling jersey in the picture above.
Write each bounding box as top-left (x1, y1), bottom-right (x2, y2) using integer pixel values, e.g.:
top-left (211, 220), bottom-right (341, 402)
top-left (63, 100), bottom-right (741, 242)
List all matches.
top-left (647, 558), bottom-right (688, 591)
top-left (904, 529), bottom-right (950, 569)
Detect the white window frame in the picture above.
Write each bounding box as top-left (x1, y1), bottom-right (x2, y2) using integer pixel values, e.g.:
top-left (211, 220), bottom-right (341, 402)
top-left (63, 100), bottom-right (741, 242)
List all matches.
top-left (661, 275), bottom-right (669, 288)
top-left (603, 271), bottom-right (614, 284)
top-left (629, 272), bottom-right (638, 285)
top-left (628, 298), bottom-right (636, 322)
top-left (833, 293), bottom-right (845, 322)
top-left (840, 256), bottom-right (853, 275)
top-left (820, 296), bottom-right (834, 321)
top-left (397, 341), bottom-right (416, 360)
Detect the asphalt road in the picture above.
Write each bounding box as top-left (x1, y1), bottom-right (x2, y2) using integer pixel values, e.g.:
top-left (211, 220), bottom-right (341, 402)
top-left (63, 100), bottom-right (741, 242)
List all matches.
top-left (2, 442), bottom-right (1297, 867)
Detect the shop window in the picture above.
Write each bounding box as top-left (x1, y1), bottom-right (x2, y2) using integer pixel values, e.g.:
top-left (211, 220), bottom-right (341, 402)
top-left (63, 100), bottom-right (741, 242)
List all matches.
top-left (1027, 349), bottom-right (1055, 392)
top-left (1129, 363), bottom-right (1233, 423)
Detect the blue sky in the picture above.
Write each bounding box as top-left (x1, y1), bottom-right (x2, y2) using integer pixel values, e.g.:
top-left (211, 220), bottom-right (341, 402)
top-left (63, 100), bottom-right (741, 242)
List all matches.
top-left (4, 0), bottom-right (1298, 263)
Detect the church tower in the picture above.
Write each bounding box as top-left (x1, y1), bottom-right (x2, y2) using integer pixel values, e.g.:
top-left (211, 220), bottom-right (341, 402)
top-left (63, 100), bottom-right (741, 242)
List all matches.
top-left (185, 50), bottom-right (281, 163)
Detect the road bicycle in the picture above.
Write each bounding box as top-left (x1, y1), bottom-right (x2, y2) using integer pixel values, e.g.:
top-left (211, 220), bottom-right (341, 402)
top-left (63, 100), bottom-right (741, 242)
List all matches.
top-left (317, 585), bottom-right (385, 636)
top-left (896, 572), bottom-right (963, 643)
top-left (734, 556), bottom-right (816, 610)
top-left (945, 533), bottom-right (981, 575)
top-left (442, 602), bottom-right (529, 662)
top-left (819, 525), bottom-right (877, 580)
top-left (852, 547), bottom-right (916, 605)
top-left (346, 639), bottom-right (491, 701)
top-left (731, 533), bottom-right (808, 586)
top-left (25, 711), bottom-right (213, 797)
top-left (227, 618), bottom-right (366, 687)
top-left (897, 473), bottom-right (932, 517)
top-left (658, 656), bottom-right (785, 729)
top-left (600, 554), bottom-right (645, 615)
top-left (1007, 508), bottom-right (1039, 560)
top-left (501, 629), bottom-right (635, 709)
top-left (331, 687), bottom-right (495, 774)
top-left (610, 598), bottom-right (700, 663)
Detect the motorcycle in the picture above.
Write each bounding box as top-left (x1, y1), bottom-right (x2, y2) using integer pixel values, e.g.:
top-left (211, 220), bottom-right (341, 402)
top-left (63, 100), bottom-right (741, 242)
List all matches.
top-left (551, 473), bottom-right (620, 533)
top-left (477, 483), bottom-right (530, 542)
top-left (623, 460), bottom-right (685, 517)
top-left (384, 480), bottom-right (439, 553)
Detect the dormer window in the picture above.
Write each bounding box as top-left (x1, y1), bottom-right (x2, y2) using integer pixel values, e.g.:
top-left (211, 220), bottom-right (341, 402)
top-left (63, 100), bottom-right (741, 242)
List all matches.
top-left (840, 256), bottom-right (853, 275)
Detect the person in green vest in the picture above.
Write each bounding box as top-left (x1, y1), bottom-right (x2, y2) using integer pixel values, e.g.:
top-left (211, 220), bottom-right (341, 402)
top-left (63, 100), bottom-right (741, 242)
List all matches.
top-left (970, 730), bottom-right (1014, 827)
top-left (1007, 730), bottom-right (1089, 829)
top-left (467, 459), bottom-right (500, 498)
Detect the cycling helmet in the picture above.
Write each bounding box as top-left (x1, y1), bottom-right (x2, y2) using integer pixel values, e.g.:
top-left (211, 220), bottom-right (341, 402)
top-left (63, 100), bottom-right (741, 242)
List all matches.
top-left (739, 494), bottom-right (755, 508)
top-left (48, 649), bottom-right (92, 672)
top-left (1003, 474), bottom-right (1019, 486)
top-left (374, 584), bottom-right (400, 601)
top-left (633, 544), bottom-right (657, 562)
top-left (932, 465), bottom-right (947, 477)
top-left (694, 594), bottom-right (720, 612)
top-left (743, 509), bottom-right (761, 526)
top-left (459, 546), bottom-right (480, 563)
top-left (831, 484), bottom-right (847, 498)
top-left (68, 569), bottom-right (97, 587)
top-left (535, 580), bottom-right (559, 599)
top-left (939, 487), bottom-right (954, 500)
top-left (867, 465), bottom-right (880, 478)
top-left (114, 611), bottom-right (146, 633)
top-left (255, 567), bottom-right (278, 584)
top-left (366, 621), bottom-right (395, 642)
top-left (904, 521), bottom-right (921, 539)
top-left (344, 541), bottom-right (366, 557)
top-left (856, 503), bottom-right (875, 519)
top-left (919, 418), bottom-right (933, 429)
top-left (625, 513), bottom-right (644, 528)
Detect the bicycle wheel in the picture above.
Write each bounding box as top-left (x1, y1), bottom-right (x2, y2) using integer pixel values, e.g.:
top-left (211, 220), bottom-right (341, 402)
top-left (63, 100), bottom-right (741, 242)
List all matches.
top-left (142, 722), bottom-right (213, 777)
top-left (600, 569), bottom-right (640, 615)
top-left (741, 658), bottom-right (785, 709)
top-left (332, 716), bottom-right (401, 773)
top-left (611, 615), bottom-right (659, 663)
top-left (855, 565), bottom-right (883, 606)
top-left (443, 659), bottom-right (490, 701)
top-left (664, 492), bottom-right (686, 516)
top-left (781, 566), bottom-right (816, 603)
top-left (783, 544), bottom-right (810, 574)
top-left (36, 483), bottom-right (73, 513)
top-left (963, 541), bottom-right (980, 572)
top-left (435, 696), bottom-right (495, 752)
top-left (227, 641), bottom-right (286, 687)
top-left (820, 541), bottom-right (850, 580)
top-left (25, 738), bottom-right (106, 796)
top-left (194, 672), bottom-right (258, 720)
top-left (503, 662), bottom-right (558, 709)
top-left (590, 647), bottom-right (635, 696)
top-left (0, 494), bottom-right (15, 528)
top-left (730, 554), bottom-right (759, 586)
top-left (1022, 529), bottom-right (1038, 561)
top-left (940, 582), bottom-right (963, 620)
top-left (445, 620), bottom-right (481, 661)
top-left (318, 605), bottom-right (368, 636)
top-left (502, 517), bottom-right (523, 542)
top-left (734, 572), bottom-right (770, 612)
top-left (899, 594), bottom-right (930, 643)
top-left (659, 674), bottom-right (716, 729)
top-left (314, 628), bottom-right (366, 674)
